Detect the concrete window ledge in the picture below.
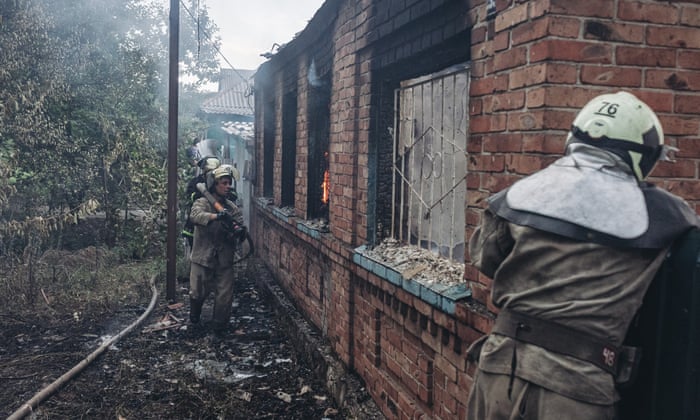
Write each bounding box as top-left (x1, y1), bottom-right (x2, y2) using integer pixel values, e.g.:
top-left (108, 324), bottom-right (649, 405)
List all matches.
top-left (255, 199), bottom-right (331, 240)
top-left (255, 199), bottom-right (296, 224)
top-left (254, 197), bottom-right (274, 207)
top-left (296, 219), bottom-right (330, 239)
top-left (352, 245), bottom-right (471, 315)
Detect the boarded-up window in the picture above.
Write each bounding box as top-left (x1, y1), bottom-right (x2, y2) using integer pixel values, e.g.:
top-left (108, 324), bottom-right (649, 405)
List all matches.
top-left (392, 64), bottom-right (469, 261)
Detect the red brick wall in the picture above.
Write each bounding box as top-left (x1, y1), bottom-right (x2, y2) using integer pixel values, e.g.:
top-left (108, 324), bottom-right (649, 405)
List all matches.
top-left (252, 0), bottom-right (700, 418)
top-left (466, 0), bottom-right (700, 309)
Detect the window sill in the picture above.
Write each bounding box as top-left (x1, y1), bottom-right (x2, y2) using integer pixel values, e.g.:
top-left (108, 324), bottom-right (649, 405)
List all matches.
top-left (254, 198), bottom-right (296, 223)
top-left (297, 219), bottom-right (330, 239)
top-left (353, 245), bottom-right (471, 315)
top-left (256, 200), bottom-right (331, 240)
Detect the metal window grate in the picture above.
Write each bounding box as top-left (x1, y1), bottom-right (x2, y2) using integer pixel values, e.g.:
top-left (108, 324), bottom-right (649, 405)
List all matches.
top-left (392, 64), bottom-right (469, 261)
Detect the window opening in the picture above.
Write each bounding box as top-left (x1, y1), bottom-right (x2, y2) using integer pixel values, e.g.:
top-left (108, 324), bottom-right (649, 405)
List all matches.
top-left (392, 64), bottom-right (469, 261)
top-left (263, 99), bottom-right (275, 197)
top-left (307, 82), bottom-right (331, 221)
top-left (281, 91), bottom-right (297, 207)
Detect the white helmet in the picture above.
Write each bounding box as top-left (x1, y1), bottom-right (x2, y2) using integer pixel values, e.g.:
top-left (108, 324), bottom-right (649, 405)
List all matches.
top-left (219, 164), bottom-right (240, 182)
top-left (207, 164), bottom-right (238, 190)
top-left (197, 156), bottom-right (221, 173)
top-left (566, 91), bottom-right (665, 180)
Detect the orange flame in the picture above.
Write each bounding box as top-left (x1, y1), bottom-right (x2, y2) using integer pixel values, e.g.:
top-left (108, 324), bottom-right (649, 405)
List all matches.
top-left (321, 169), bottom-right (330, 204)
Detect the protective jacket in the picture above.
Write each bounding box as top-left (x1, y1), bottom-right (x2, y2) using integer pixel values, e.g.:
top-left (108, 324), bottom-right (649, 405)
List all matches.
top-left (189, 195), bottom-right (244, 269)
top-left (186, 175), bottom-right (206, 203)
top-left (469, 145), bottom-right (700, 405)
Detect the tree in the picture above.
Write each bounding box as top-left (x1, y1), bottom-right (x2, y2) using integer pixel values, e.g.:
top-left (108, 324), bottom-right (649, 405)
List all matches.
top-left (0, 0), bottom-right (87, 254)
top-left (179, 0), bottom-right (223, 89)
top-left (0, 0), bottom-right (223, 255)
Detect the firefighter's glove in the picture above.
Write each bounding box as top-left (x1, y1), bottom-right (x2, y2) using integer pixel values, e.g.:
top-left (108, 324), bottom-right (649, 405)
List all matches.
top-left (216, 211), bottom-right (233, 223)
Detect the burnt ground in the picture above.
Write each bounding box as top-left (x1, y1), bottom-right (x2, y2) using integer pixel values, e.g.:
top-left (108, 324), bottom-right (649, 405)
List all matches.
top-left (0, 256), bottom-right (380, 419)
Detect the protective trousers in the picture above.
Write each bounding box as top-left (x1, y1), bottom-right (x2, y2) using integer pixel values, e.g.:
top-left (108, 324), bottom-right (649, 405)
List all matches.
top-left (189, 261), bottom-right (235, 327)
top-left (466, 370), bottom-right (616, 420)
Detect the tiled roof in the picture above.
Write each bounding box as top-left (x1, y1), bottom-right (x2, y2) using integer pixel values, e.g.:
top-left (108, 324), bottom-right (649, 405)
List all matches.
top-left (200, 86), bottom-right (254, 116)
top-left (219, 69), bottom-right (255, 91)
top-left (222, 121), bottom-right (254, 141)
top-left (200, 69), bottom-right (256, 117)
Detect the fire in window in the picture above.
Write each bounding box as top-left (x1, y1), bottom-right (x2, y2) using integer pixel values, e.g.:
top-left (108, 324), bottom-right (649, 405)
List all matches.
top-left (319, 151), bottom-right (330, 215)
top-left (321, 153), bottom-right (330, 206)
top-left (307, 59), bottom-right (331, 222)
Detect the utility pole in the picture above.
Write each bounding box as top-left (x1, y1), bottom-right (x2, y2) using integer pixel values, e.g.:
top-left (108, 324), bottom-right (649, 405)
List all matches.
top-left (166, 0), bottom-right (179, 302)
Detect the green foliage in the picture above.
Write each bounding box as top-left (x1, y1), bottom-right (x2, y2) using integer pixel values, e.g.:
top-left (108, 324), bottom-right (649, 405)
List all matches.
top-left (0, 0), bottom-right (223, 258)
top-left (179, 0), bottom-right (223, 89)
top-left (0, 139), bottom-right (17, 206)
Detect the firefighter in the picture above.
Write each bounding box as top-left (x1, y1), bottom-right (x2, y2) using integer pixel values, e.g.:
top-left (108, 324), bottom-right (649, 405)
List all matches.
top-left (182, 156), bottom-right (221, 248)
top-left (466, 91), bottom-right (700, 419)
top-left (217, 163), bottom-right (242, 204)
top-left (188, 165), bottom-right (245, 333)
top-left (186, 138), bottom-right (202, 168)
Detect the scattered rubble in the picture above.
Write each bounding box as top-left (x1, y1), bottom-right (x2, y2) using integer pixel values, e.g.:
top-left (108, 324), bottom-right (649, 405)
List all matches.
top-left (301, 218), bottom-right (330, 233)
top-left (278, 206), bottom-right (296, 217)
top-left (360, 238), bottom-right (465, 286)
top-left (0, 257), bottom-right (353, 419)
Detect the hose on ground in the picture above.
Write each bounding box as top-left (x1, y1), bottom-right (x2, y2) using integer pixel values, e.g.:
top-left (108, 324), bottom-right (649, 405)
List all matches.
top-left (233, 232), bottom-right (255, 264)
top-left (7, 274), bottom-right (160, 420)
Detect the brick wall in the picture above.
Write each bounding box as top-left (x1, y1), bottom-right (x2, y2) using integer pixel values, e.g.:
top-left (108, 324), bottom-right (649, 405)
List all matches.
top-left (253, 0), bottom-right (700, 418)
top-left (466, 0), bottom-right (700, 309)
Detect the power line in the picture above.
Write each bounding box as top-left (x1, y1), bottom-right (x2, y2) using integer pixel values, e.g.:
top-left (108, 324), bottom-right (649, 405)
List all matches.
top-left (178, 0), bottom-right (253, 88)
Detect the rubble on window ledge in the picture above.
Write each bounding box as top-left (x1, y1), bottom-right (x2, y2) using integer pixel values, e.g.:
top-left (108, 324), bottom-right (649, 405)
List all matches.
top-left (301, 218), bottom-right (329, 233)
top-left (256, 197), bottom-right (274, 206)
top-left (360, 238), bottom-right (465, 287)
top-left (278, 206), bottom-right (296, 217)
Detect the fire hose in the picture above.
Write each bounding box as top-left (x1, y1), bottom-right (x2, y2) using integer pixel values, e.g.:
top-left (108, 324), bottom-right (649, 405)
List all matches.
top-left (234, 231), bottom-right (255, 264)
top-left (196, 183), bottom-right (254, 264)
top-left (7, 274), bottom-right (159, 420)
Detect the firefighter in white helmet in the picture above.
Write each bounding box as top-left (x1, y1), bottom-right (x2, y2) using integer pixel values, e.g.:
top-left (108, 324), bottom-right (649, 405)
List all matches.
top-left (207, 163), bottom-right (241, 203)
top-left (182, 156), bottom-right (222, 249)
top-left (188, 164), bottom-right (245, 334)
top-left (466, 91), bottom-right (699, 419)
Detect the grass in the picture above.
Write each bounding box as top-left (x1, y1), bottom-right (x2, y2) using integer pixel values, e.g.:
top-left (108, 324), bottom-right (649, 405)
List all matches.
top-left (0, 246), bottom-right (163, 321)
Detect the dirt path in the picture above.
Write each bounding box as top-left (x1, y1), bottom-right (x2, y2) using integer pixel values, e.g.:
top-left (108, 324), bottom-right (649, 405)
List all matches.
top-left (1, 259), bottom-right (348, 419)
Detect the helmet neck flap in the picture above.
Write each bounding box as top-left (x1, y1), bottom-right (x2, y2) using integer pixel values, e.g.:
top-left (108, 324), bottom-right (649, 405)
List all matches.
top-left (569, 125), bottom-right (662, 179)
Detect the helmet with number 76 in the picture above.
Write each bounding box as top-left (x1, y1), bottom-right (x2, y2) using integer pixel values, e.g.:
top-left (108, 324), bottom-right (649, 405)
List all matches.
top-left (565, 91), bottom-right (666, 180)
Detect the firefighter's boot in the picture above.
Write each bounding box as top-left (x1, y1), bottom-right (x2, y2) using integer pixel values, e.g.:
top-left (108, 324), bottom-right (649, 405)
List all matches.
top-left (189, 298), bottom-right (204, 324)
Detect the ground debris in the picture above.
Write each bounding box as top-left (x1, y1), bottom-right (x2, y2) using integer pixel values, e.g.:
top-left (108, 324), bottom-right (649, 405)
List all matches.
top-left (275, 391), bottom-right (292, 403)
top-left (141, 312), bottom-right (182, 333)
top-left (0, 259), bottom-right (346, 419)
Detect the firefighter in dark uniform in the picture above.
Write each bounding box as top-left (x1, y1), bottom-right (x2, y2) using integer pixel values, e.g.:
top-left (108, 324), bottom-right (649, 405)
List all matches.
top-left (466, 91), bottom-right (700, 419)
top-left (188, 165), bottom-right (245, 333)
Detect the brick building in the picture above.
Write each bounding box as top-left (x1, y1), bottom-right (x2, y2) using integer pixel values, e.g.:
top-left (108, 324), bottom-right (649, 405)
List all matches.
top-left (251, 0), bottom-right (700, 418)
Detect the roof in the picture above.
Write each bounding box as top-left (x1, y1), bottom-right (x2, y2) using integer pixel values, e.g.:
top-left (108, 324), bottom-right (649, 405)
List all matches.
top-left (257, 1), bottom-right (338, 66)
top-left (218, 69), bottom-right (256, 91)
top-left (221, 121), bottom-right (254, 142)
top-left (200, 69), bottom-right (256, 117)
top-left (200, 87), bottom-right (254, 116)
